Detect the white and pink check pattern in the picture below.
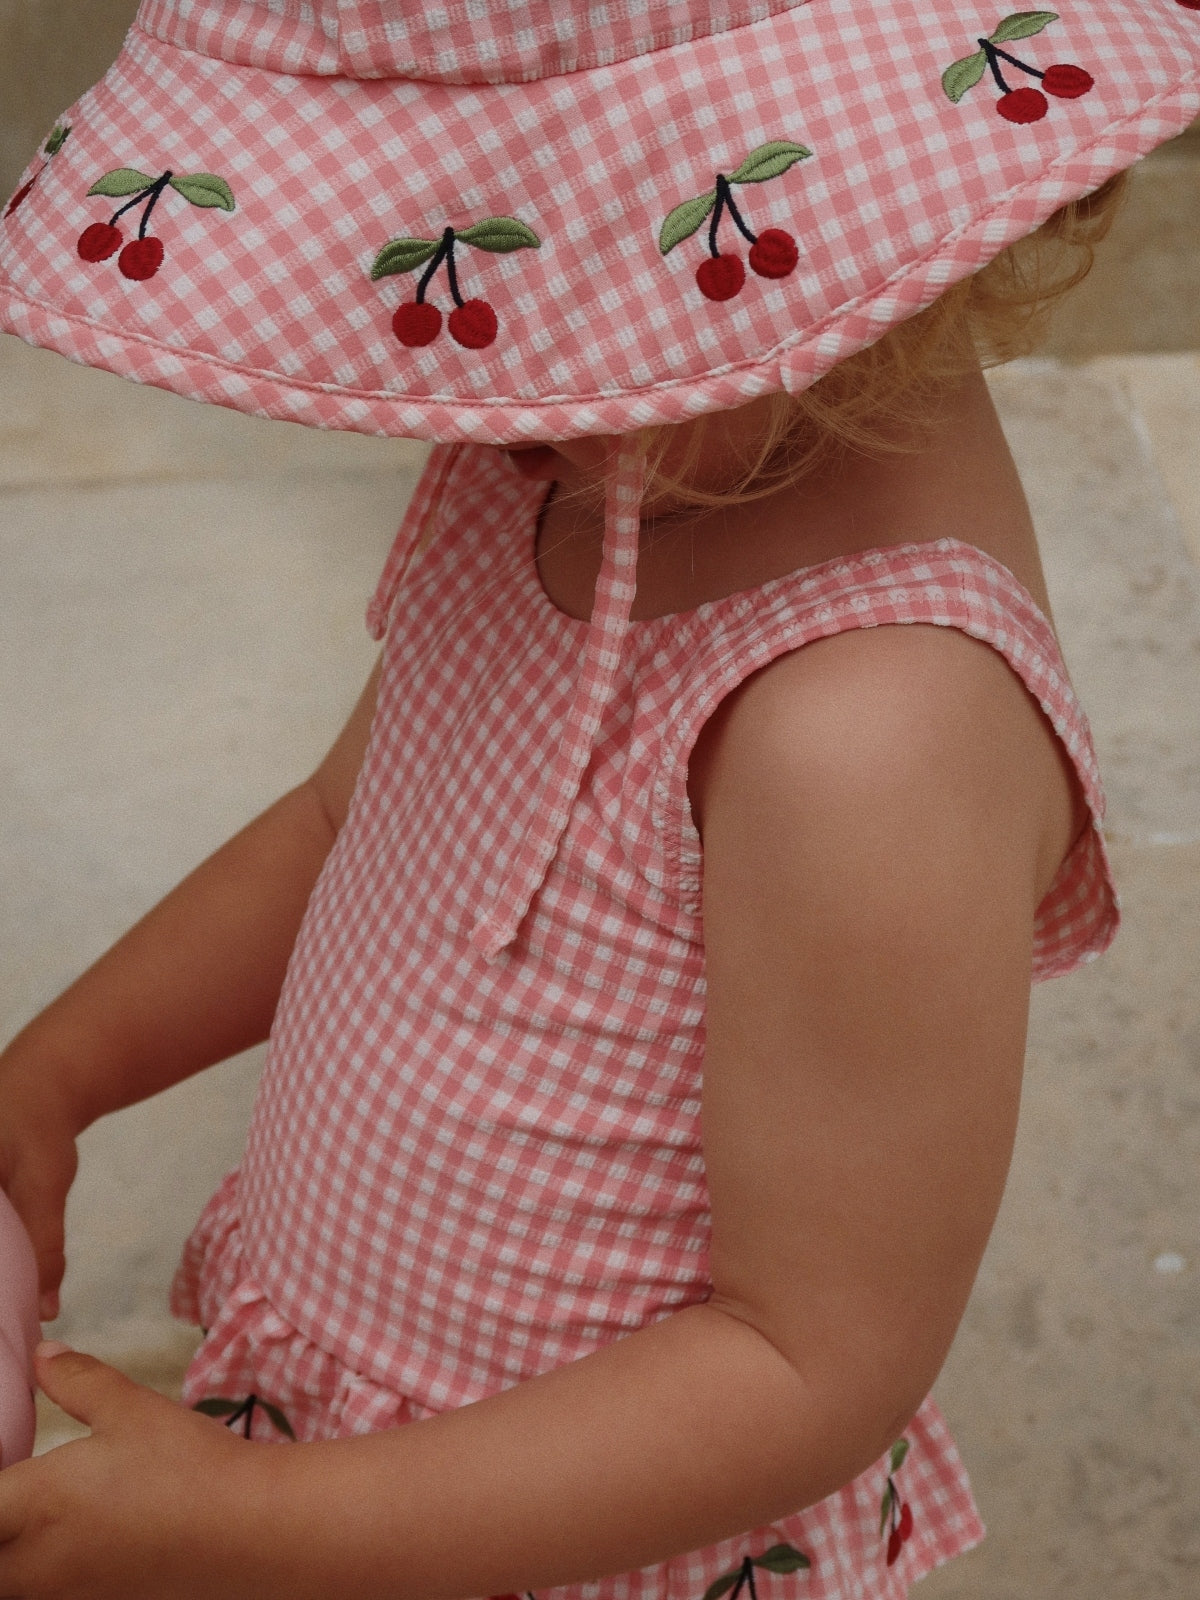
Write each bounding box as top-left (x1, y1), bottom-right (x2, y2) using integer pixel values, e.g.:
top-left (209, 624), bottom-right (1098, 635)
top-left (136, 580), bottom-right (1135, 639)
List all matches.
top-left (171, 445), bottom-right (1117, 1600)
top-left (0, 0), bottom-right (1197, 444)
top-left (135, 0), bottom-right (808, 82)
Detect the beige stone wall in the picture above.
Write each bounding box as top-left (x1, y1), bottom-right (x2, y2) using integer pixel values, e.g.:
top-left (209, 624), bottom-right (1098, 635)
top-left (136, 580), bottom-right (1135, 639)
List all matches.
top-left (0, 0), bottom-right (138, 194)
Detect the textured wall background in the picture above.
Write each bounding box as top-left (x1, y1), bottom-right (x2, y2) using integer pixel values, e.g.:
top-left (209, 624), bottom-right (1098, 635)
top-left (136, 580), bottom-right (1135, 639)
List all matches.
top-left (0, 0), bottom-right (139, 194)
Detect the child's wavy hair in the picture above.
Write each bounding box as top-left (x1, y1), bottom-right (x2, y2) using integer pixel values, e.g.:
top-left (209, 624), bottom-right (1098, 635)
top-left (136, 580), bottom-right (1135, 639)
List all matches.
top-left (568, 173), bottom-right (1129, 521)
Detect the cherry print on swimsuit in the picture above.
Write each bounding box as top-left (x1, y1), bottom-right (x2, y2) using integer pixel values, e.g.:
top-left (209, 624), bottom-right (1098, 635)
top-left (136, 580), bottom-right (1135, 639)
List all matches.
top-left (658, 139), bottom-right (810, 303)
top-left (193, 1394), bottom-right (296, 1442)
top-left (942, 12), bottom-right (1095, 124)
top-left (880, 1438), bottom-right (916, 1568)
top-left (76, 166), bottom-right (236, 281)
top-left (370, 216), bottom-right (542, 351)
top-left (4, 122), bottom-right (71, 218)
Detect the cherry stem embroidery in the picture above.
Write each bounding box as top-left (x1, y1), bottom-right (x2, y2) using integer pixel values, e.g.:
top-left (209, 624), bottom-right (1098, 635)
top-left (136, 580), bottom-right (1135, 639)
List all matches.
top-left (708, 175), bottom-right (758, 257)
top-left (416, 226), bottom-right (467, 309)
top-left (221, 1394), bottom-right (258, 1440)
top-left (727, 1556), bottom-right (760, 1600)
top-left (979, 38), bottom-right (1045, 92)
top-left (107, 170), bottom-right (174, 237)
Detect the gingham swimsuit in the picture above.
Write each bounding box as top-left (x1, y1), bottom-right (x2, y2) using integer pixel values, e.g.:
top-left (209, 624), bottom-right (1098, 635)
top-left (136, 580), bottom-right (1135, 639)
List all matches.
top-left (172, 443), bottom-right (1119, 1600)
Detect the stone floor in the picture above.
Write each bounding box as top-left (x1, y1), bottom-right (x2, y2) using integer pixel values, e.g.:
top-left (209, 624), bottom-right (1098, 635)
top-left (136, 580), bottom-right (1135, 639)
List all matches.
top-left (4, 297), bottom-right (1199, 1594)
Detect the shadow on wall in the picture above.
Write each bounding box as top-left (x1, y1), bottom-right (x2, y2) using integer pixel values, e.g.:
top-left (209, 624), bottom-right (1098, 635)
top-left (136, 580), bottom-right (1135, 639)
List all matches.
top-left (1, 5), bottom-right (1198, 356)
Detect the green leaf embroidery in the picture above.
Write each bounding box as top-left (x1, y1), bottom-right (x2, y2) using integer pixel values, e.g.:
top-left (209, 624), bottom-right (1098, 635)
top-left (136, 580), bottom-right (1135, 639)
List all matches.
top-left (258, 1400), bottom-right (297, 1440)
top-left (455, 216), bottom-right (540, 253)
top-left (701, 1571), bottom-right (742, 1600)
top-left (880, 1480), bottom-right (895, 1537)
top-left (989, 10), bottom-right (1059, 45)
top-left (87, 168), bottom-right (155, 199)
top-left (193, 1397), bottom-right (242, 1419)
top-left (370, 236), bottom-right (441, 280)
top-left (727, 140), bottom-right (813, 185)
top-left (752, 1544), bottom-right (812, 1574)
top-left (658, 190), bottom-right (717, 255)
top-left (44, 123), bottom-right (71, 157)
top-left (889, 1438), bottom-right (910, 1474)
top-left (169, 172), bottom-right (236, 211)
top-left (942, 49), bottom-right (988, 103)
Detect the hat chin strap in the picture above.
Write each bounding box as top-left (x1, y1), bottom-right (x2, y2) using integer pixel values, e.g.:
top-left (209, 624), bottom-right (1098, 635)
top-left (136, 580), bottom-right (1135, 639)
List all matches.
top-left (470, 435), bottom-right (646, 961)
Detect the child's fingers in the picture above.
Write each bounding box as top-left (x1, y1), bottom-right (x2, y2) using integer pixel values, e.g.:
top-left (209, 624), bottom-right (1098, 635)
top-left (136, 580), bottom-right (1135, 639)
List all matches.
top-left (5, 1149), bottom-right (75, 1320)
top-left (33, 1344), bottom-right (147, 1433)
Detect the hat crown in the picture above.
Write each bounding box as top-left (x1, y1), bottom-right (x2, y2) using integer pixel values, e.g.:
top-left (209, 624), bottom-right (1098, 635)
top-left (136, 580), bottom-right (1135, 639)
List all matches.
top-left (135, 0), bottom-right (809, 83)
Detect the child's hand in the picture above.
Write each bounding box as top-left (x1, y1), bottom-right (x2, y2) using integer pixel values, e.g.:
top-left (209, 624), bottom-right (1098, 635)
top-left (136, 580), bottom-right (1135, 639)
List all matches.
top-left (0, 1344), bottom-right (270, 1600)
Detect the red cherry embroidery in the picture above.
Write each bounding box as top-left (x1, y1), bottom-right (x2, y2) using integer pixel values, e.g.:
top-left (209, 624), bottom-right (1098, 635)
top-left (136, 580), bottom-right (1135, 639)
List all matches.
top-left (881, 1439), bottom-right (915, 1569)
top-left (1042, 63), bottom-right (1095, 98)
top-left (696, 253), bottom-right (746, 301)
top-left (447, 297), bottom-right (498, 349)
top-left (5, 179), bottom-right (36, 219)
top-left (77, 221), bottom-right (123, 261)
top-left (997, 86), bottom-right (1049, 123)
top-left (943, 18), bottom-right (1095, 121)
top-left (4, 124), bottom-right (70, 220)
top-left (659, 140), bottom-right (811, 306)
top-left (77, 166), bottom-right (234, 283)
top-left (119, 235), bottom-right (165, 280)
top-left (393, 301), bottom-right (443, 347)
top-left (748, 227), bottom-right (799, 279)
top-left (1175, 1), bottom-right (1200, 9)
top-left (699, 1544), bottom-right (812, 1600)
top-left (371, 218), bottom-right (539, 355)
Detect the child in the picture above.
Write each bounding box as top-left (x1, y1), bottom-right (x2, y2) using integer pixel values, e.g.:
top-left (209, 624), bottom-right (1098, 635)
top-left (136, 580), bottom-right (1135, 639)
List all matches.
top-left (0, 1), bottom-right (1195, 1596)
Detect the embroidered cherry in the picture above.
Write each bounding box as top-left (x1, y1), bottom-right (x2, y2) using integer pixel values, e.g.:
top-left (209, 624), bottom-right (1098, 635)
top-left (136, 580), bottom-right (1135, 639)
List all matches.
top-left (748, 227), bottom-right (799, 279)
top-left (659, 140), bottom-right (811, 304)
top-left (701, 1544), bottom-right (811, 1600)
top-left (5, 180), bottom-right (37, 219)
top-left (448, 298), bottom-right (498, 349)
top-left (78, 166), bottom-right (236, 281)
top-left (371, 216), bottom-right (540, 353)
top-left (77, 221), bottom-right (124, 261)
top-left (880, 1438), bottom-right (915, 1569)
top-left (997, 85), bottom-right (1049, 123)
top-left (696, 253), bottom-right (746, 302)
top-left (5, 123), bottom-right (70, 219)
top-left (1042, 63), bottom-right (1095, 98)
top-left (393, 300), bottom-right (443, 347)
top-left (943, 18), bottom-right (1095, 120)
top-left (119, 235), bottom-right (166, 280)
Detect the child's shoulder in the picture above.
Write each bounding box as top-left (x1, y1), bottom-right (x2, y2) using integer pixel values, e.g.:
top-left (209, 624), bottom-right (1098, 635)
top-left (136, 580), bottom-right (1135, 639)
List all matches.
top-left (687, 617), bottom-right (1087, 911)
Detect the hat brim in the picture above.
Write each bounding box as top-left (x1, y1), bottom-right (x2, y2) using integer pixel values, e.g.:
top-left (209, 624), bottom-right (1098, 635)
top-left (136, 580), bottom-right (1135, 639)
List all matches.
top-left (1, 0), bottom-right (1197, 444)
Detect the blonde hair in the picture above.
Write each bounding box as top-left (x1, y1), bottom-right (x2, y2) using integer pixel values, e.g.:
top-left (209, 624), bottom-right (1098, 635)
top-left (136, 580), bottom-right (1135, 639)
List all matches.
top-left (562, 172), bottom-right (1129, 522)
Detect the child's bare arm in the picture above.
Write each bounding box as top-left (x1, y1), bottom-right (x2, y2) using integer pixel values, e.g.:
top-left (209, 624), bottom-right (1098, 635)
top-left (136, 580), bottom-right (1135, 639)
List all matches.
top-left (0, 624), bottom-right (1070, 1598)
top-left (0, 657), bottom-right (381, 1316)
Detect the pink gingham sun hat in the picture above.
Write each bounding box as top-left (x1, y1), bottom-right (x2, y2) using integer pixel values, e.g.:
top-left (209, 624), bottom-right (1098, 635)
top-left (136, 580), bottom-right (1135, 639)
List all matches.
top-left (2, 0), bottom-right (1199, 447)
top-left (2, 0), bottom-right (1197, 956)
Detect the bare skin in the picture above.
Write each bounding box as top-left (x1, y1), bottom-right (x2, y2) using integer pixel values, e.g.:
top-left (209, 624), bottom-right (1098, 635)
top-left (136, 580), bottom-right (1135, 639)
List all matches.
top-left (523, 371), bottom-right (1058, 624)
top-left (0, 373), bottom-right (1088, 1598)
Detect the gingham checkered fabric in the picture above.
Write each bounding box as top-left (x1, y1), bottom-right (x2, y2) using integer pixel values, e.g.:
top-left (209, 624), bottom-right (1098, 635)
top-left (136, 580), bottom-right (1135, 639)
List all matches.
top-left (1, 0), bottom-right (1197, 444)
top-left (170, 445), bottom-right (1116, 1600)
top-left (134, 0), bottom-right (810, 82)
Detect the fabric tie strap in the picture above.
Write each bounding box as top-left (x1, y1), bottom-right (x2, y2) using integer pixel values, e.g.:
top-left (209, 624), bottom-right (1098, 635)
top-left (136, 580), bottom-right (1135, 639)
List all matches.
top-left (470, 435), bottom-right (647, 960)
top-left (367, 441), bottom-right (465, 643)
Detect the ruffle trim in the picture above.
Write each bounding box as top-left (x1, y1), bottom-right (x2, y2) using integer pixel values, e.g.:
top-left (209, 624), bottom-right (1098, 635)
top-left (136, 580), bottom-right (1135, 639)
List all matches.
top-left (171, 1177), bottom-right (985, 1597)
